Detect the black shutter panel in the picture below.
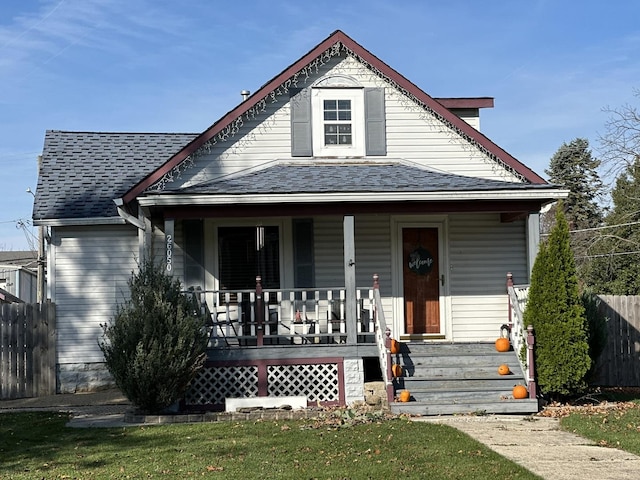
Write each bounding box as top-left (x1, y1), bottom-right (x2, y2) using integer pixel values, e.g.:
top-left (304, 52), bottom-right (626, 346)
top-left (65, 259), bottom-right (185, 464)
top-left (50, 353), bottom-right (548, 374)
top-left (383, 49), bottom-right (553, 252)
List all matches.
top-left (290, 88), bottom-right (313, 157)
top-left (364, 87), bottom-right (386, 156)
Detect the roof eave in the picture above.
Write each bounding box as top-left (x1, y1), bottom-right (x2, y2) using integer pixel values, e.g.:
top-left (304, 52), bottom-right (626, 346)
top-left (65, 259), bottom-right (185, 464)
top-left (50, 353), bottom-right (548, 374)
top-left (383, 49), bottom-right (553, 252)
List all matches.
top-left (33, 216), bottom-right (127, 227)
top-left (138, 189), bottom-right (569, 207)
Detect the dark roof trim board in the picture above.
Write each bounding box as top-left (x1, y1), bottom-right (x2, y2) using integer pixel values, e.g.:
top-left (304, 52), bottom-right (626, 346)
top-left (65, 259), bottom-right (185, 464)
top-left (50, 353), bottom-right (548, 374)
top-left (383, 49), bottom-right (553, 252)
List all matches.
top-left (122, 30), bottom-right (545, 204)
top-left (434, 98), bottom-right (494, 109)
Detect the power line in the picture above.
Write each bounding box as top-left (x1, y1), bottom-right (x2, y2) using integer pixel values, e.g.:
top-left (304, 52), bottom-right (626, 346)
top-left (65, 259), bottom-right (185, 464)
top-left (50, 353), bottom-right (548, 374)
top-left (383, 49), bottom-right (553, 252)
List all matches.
top-left (541, 220), bottom-right (640, 237)
top-left (577, 250), bottom-right (640, 259)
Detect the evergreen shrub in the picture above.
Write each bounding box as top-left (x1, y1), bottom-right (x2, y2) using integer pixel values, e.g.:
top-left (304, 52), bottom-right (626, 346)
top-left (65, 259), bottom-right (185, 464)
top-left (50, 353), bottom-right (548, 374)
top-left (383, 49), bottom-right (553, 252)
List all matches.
top-left (523, 207), bottom-right (591, 398)
top-left (99, 257), bottom-right (209, 413)
top-left (581, 291), bottom-right (608, 381)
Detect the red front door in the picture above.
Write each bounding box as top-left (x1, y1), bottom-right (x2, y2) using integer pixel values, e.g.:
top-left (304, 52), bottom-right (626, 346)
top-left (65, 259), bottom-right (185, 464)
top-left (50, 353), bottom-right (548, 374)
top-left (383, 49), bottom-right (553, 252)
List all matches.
top-left (402, 228), bottom-right (440, 335)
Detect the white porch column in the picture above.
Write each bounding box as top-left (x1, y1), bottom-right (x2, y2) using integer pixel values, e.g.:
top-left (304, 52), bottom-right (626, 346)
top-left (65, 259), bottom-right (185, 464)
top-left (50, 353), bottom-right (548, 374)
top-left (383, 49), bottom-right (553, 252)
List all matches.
top-left (526, 213), bottom-right (540, 280)
top-left (138, 210), bottom-right (152, 263)
top-left (344, 215), bottom-right (357, 344)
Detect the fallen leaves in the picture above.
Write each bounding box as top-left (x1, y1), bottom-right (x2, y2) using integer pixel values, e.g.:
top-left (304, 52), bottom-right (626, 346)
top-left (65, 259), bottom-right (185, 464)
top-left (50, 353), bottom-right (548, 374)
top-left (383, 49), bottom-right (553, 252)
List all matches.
top-left (538, 400), bottom-right (639, 418)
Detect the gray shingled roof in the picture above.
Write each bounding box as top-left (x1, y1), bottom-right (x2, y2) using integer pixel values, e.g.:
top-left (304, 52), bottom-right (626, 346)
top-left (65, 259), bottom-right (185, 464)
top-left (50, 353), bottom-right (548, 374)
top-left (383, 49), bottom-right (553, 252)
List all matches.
top-left (34, 131), bottom-right (198, 220)
top-left (0, 251), bottom-right (37, 268)
top-left (174, 163), bottom-right (556, 196)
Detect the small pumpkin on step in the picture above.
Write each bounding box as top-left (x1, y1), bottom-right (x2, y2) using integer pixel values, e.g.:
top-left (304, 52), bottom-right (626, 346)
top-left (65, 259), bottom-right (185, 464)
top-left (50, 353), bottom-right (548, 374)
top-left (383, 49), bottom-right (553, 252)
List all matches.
top-left (498, 364), bottom-right (510, 375)
top-left (512, 384), bottom-right (528, 399)
top-left (398, 390), bottom-right (411, 402)
top-left (390, 339), bottom-right (400, 354)
top-left (391, 363), bottom-right (403, 377)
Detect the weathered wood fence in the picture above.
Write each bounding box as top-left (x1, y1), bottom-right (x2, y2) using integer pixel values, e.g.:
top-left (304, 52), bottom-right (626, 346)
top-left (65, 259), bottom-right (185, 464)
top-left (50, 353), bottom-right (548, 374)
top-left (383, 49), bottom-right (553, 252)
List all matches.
top-left (592, 295), bottom-right (640, 387)
top-left (0, 302), bottom-right (56, 399)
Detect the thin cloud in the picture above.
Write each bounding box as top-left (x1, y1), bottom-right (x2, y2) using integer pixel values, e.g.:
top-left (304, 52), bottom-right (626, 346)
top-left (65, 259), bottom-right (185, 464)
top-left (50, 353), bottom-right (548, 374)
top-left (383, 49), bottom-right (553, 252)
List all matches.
top-left (0, 0), bottom-right (191, 81)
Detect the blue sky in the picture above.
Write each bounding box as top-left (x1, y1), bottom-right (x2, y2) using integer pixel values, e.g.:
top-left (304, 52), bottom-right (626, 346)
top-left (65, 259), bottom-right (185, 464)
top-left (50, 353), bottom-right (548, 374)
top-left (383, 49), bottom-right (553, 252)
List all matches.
top-left (1, 0), bottom-right (639, 250)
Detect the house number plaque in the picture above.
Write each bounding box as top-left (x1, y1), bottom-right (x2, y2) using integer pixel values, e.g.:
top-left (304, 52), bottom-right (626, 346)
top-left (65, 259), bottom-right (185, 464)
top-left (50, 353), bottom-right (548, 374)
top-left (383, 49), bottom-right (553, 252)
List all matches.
top-left (408, 247), bottom-right (434, 275)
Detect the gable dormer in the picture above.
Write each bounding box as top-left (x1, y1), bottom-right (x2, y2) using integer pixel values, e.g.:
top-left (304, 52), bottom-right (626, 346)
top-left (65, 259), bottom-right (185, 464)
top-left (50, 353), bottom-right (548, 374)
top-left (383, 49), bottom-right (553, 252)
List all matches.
top-left (290, 74), bottom-right (386, 158)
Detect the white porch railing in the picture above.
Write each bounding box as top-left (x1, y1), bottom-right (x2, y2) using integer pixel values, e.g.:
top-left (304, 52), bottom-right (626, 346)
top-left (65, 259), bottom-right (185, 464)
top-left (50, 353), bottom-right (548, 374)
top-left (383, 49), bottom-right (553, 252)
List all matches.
top-left (372, 274), bottom-right (394, 404)
top-left (189, 280), bottom-right (377, 347)
top-left (506, 272), bottom-right (536, 399)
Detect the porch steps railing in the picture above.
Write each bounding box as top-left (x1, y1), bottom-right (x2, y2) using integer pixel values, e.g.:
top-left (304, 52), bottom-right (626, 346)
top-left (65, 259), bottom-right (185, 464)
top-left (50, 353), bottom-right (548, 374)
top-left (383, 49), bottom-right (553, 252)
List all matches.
top-left (389, 342), bottom-right (538, 416)
top-left (506, 272), bottom-right (536, 399)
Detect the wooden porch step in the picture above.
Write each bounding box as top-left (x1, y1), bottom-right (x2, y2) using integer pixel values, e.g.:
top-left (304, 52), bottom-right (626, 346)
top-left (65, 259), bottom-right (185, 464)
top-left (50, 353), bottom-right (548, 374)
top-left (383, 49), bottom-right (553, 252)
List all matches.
top-left (389, 341), bottom-right (536, 416)
top-left (391, 398), bottom-right (539, 416)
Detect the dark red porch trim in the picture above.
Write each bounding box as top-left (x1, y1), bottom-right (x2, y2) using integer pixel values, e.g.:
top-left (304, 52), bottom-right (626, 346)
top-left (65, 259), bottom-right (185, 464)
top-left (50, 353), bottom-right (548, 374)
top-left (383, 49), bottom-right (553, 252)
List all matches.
top-left (199, 357), bottom-right (345, 408)
top-left (434, 97), bottom-right (494, 109)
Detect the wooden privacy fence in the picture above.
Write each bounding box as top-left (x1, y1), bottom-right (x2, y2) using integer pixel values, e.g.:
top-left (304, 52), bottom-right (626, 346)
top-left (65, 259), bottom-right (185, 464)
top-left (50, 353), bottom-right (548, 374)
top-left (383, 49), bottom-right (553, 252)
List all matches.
top-left (0, 302), bottom-right (56, 399)
top-left (593, 295), bottom-right (640, 387)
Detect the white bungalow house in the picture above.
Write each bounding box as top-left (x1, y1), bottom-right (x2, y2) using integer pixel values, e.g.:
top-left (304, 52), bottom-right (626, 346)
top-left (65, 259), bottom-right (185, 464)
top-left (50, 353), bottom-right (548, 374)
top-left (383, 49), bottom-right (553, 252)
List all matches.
top-left (33, 30), bottom-right (566, 415)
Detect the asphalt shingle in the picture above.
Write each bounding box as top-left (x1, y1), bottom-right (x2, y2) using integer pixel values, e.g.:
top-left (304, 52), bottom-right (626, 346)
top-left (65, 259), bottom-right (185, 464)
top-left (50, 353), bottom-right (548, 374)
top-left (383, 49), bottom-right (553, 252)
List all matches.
top-left (176, 163), bottom-right (553, 195)
top-left (34, 131), bottom-right (198, 220)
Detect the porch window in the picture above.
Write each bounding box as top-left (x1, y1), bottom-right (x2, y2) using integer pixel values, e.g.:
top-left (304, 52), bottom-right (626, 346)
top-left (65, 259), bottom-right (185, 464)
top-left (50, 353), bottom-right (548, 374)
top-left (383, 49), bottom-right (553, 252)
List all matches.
top-left (293, 219), bottom-right (314, 287)
top-left (218, 226), bottom-right (280, 290)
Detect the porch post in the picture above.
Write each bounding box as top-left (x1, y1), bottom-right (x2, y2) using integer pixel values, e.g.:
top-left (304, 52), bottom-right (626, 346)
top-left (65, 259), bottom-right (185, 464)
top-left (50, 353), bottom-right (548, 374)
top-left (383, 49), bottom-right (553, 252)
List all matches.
top-left (527, 325), bottom-right (537, 399)
top-left (526, 214), bottom-right (540, 279)
top-left (344, 215), bottom-right (357, 344)
top-left (255, 276), bottom-right (264, 346)
top-left (164, 218), bottom-right (174, 274)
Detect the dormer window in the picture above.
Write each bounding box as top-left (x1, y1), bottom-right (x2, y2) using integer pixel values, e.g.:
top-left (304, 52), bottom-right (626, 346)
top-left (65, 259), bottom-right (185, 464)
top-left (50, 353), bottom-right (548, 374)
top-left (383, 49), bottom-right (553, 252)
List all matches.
top-left (290, 79), bottom-right (386, 158)
top-left (323, 99), bottom-right (352, 145)
top-left (312, 89), bottom-right (364, 157)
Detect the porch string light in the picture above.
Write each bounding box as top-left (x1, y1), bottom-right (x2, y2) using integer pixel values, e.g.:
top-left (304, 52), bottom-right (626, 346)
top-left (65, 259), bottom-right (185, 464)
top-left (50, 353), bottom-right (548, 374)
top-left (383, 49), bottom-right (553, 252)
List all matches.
top-left (148, 41), bottom-right (524, 192)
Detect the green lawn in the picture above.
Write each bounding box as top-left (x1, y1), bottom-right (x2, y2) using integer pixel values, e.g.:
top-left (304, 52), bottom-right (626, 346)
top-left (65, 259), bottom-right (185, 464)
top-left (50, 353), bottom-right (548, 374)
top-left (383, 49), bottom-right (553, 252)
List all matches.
top-left (0, 412), bottom-right (540, 479)
top-left (560, 401), bottom-right (640, 455)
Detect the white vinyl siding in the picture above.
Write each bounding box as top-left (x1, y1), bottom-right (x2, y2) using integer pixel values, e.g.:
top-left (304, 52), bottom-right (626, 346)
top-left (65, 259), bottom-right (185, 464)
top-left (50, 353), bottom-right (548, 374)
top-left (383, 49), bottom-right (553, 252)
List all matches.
top-left (313, 214), bottom-right (393, 319)
top-left (51, 225), bottom-right (138, 363)
top-left (313, 216), bottom-right (343, 288)
top-left (448, 214), bottom-right (527, 341)
top-left (169, 55), bottom-right (520, 191)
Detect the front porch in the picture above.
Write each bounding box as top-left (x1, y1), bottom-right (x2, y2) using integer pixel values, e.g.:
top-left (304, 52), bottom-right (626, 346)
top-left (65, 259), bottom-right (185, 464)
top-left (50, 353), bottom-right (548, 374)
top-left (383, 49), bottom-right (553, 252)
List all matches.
top-left (180, 274), bottom-right (538, 416)
top-left (184, 276), bottom-right (388, 411)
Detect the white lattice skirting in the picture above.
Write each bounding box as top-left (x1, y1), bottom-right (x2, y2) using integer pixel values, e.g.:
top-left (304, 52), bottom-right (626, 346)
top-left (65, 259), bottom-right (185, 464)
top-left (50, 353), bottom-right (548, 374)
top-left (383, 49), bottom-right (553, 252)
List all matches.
top-left (185, 361), bottom-right (341, 407)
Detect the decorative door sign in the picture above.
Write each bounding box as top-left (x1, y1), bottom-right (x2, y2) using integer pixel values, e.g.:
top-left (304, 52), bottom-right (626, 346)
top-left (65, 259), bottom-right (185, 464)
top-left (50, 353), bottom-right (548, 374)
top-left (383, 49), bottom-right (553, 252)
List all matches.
top-left (408, 246), bottom-right (434, 275)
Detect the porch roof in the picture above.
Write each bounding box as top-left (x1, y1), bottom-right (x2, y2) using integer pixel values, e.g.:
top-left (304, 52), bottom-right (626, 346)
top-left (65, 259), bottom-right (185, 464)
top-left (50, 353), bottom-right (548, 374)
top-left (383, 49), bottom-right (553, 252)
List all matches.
top-left (139, 161), bottom-right (564, 207)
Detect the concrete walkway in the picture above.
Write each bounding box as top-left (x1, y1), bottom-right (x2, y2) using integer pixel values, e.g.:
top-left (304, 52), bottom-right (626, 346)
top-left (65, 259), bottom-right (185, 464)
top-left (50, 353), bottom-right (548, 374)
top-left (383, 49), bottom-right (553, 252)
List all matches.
top-left (3, 391), bottom-right (640, 478)
top-left (419, 415), bottom-right (640, 480)
top-left (0, 389), bottom-right (132, 428)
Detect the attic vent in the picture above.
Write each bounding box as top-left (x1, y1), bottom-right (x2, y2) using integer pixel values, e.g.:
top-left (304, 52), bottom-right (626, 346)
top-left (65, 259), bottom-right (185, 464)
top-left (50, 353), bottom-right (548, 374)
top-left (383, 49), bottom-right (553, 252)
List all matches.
top-left (241, 90), bottom-right (250, 101)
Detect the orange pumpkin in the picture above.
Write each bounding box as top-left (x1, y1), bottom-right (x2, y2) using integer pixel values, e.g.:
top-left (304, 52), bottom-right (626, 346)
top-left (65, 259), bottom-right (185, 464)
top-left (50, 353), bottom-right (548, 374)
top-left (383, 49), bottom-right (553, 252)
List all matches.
top-left (390, 339), bottom-right (400, 354)
top-left (513, 385), bottom-right (528, 399)
top-left (495, 337), bottom-right (510, 352)
top-left (498, 364), bottom-right (510, 375)
top-left (398, 390), bottom-right (411, 402)
top-left (391, 364), bottom-right (403, 377)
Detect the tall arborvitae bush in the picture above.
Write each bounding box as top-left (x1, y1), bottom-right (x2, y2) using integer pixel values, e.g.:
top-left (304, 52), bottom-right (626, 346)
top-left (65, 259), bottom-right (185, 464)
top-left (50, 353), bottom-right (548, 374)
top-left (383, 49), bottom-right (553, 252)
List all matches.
top-left (523, 206), bottom-right (591, 398)
top-left (99, 257), bottom-right (208, 413)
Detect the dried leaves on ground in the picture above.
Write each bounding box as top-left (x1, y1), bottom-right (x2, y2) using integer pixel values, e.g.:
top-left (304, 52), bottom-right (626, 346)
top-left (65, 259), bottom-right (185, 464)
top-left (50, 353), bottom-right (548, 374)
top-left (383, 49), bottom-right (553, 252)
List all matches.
top-left (538, 388), bottom-right (640, 418)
